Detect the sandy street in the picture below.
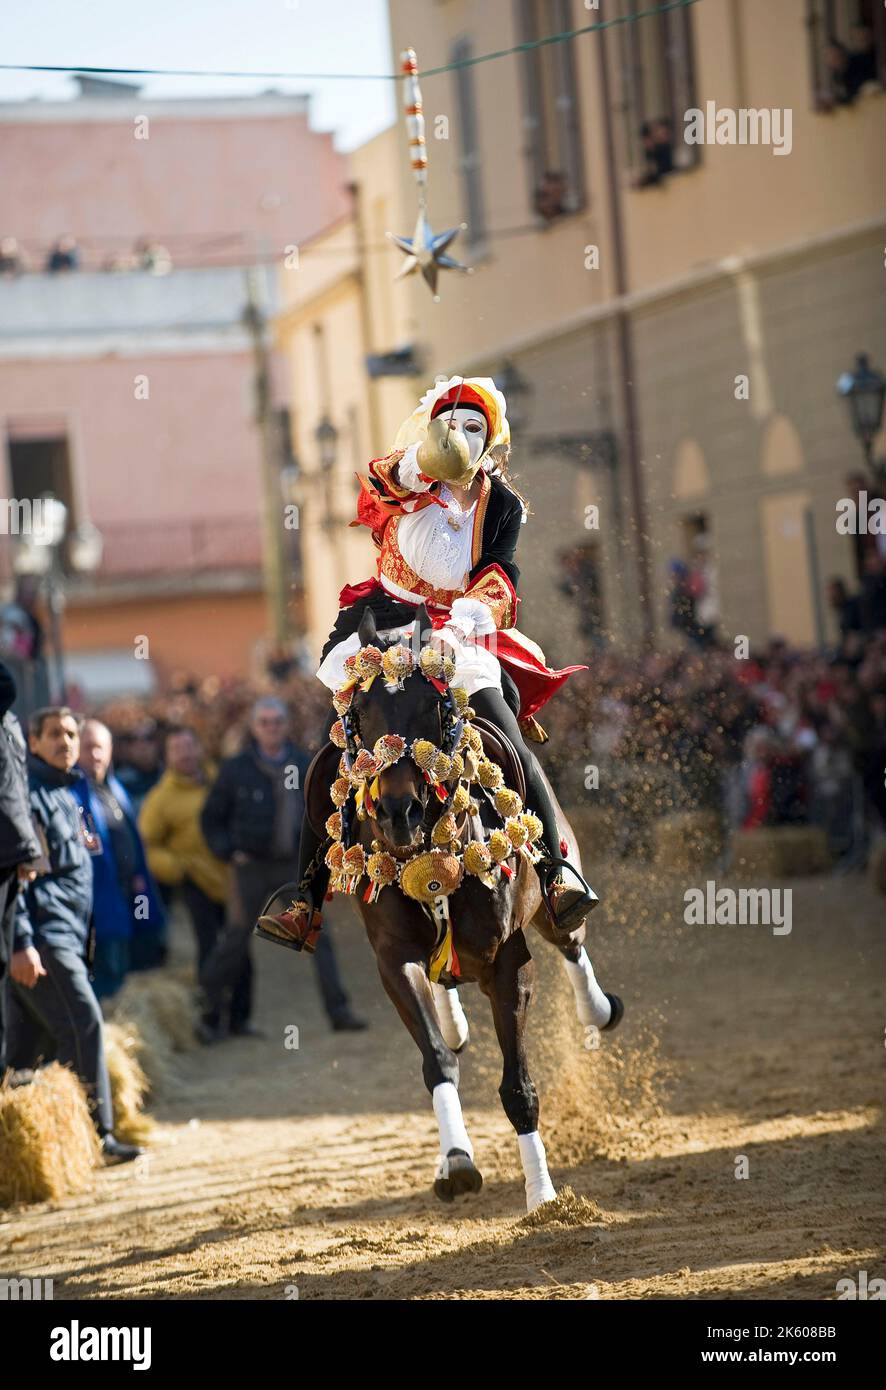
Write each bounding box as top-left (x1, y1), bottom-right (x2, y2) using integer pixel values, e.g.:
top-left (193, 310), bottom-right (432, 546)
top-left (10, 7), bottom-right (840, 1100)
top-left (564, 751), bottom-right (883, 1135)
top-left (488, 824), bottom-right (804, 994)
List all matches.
top-left (2, 867), bottom-right (883, 1301)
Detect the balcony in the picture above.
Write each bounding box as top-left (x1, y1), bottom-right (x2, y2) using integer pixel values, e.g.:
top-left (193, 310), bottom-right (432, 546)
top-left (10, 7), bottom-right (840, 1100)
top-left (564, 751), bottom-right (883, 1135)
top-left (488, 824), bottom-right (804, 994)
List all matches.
top-left (0, 266), bottom-right (279, 355)
top-left (0, 515), bottom-right (266, 598)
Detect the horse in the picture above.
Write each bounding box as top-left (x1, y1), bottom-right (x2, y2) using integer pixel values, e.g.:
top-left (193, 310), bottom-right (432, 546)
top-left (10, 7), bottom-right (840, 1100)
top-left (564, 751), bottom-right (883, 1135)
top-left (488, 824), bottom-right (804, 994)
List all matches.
top-left (301, 604), bottom-right (622, 1211)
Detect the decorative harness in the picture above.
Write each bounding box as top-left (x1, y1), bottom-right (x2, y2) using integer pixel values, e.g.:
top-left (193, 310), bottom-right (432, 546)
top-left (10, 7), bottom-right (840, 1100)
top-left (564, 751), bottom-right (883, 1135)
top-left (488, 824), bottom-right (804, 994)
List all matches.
top-left (323, 640), bottom-right (543, 978)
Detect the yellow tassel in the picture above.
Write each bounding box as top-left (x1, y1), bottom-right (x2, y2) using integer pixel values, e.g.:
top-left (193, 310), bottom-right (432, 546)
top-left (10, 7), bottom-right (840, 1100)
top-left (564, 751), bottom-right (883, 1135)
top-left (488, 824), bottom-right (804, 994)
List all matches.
top-left (429, 924), bottom-right (453, 983)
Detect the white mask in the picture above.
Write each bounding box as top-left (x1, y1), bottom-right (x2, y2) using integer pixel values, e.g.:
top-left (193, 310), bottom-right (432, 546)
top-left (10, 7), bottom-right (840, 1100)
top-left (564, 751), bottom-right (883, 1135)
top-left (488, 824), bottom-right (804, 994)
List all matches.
top-left (436, 405), bottom-right (488, 467)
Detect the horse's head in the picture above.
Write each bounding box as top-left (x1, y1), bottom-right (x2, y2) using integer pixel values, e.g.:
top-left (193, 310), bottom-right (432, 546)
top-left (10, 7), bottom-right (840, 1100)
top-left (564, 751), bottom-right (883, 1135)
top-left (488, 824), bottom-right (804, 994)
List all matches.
top-left (349, 604), bottom-right (446, 848)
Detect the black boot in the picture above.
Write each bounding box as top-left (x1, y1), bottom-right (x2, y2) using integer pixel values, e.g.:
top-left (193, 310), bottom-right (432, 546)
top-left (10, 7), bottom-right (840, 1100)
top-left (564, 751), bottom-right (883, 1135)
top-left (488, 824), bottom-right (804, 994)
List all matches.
top-left (101, 1133), bottom-right (145, 1165)
top-left (537, 856), bottom-right (599, 933)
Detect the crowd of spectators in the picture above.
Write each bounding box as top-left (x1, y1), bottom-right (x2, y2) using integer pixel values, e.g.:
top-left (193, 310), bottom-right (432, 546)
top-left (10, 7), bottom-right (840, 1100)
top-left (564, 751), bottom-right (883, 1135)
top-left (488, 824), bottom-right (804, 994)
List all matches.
top-left (0, 235), bottom-right (173, 278)
top-left (543, 627), bottom-right (886, 865)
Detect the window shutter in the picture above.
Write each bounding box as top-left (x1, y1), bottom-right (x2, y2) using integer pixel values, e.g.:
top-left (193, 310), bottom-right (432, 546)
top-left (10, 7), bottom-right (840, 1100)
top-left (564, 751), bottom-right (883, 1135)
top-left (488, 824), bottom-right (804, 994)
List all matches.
top-left (451, 37), bottom-right (487, 249)
top-left (665, 2), bottom-right (700, 167)
top-left (551, 0), bottom-right (586, 208)
top-left (515, 0), bottom-right (545, 197)
top-left (617, 0), bottom-right (646, 171)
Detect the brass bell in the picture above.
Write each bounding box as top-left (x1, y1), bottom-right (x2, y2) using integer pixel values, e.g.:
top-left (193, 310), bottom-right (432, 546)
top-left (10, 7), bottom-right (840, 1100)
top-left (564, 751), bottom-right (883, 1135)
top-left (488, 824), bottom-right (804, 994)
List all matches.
top-left (416, 414), bottom-right (477, 487)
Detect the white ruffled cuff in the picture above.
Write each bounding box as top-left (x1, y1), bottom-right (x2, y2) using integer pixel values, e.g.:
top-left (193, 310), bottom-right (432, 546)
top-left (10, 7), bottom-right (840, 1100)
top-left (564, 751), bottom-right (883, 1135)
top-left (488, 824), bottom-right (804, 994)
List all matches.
top-left (397, 443), bottom-right (432, 493)
top-left (450, 596), bottom-right (497, 638)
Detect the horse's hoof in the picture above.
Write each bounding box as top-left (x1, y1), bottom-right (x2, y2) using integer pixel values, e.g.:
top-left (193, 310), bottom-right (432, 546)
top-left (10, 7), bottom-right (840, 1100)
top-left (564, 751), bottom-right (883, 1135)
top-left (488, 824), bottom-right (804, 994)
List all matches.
top-left (601, 992), bottom-right (624, 1032)
top-left (433, 1149), bottom-right (483, 1203)
top-left (526, 1182), bottom-right (557, 1213)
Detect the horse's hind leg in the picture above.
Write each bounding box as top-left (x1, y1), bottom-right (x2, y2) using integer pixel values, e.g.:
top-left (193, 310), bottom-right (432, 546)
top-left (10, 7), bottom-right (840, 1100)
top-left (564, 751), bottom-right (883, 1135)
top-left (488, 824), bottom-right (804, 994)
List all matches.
top-left (532, 783), bottom-right (624, 1034)
top-left (374, 936), bottom-right (482, 1203)
top-left (481, 930), bottom-right (556, 1212)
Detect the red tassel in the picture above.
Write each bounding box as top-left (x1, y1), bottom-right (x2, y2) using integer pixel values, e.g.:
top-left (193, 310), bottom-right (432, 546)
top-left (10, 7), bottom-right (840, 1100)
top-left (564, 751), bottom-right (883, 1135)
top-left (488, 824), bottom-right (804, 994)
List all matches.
top-left (450, 945), bottom-right (461, 978)
top-left (559, 837), bottom-right (569, 856)
top-left (362, 882), bottom-right (374, 902)
top-left (500, 862), bottom-right (513, 880)
top-left (434, 783), bottom-right (448, 801)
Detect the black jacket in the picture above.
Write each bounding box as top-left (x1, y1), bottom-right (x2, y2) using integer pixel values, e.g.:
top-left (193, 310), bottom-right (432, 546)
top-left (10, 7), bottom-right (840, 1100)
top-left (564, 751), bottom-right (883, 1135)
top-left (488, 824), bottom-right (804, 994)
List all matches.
top-left (13, 754), bottom-right (94, 953)
top-left (0, 663), bottom-right (40, 871)
top-left (200, 741), bottom-right (312, 863)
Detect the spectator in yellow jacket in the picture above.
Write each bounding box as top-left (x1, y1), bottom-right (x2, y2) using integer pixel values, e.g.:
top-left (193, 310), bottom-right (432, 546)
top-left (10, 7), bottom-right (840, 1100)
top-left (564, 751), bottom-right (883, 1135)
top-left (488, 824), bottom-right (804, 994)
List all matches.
top-left (138, 729), bottom-right (249, 1039)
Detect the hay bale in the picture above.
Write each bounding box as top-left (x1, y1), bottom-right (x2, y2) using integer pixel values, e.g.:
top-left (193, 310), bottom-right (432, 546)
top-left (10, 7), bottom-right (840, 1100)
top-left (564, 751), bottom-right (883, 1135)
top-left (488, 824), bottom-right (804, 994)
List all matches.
top-left (106, 971), bottom-right (196, 1096)
top-left (653, 811), bottom-right (722, 870)
top-left (0, 1063), bottom-right (100, 1206)
top-left (730, 826), bottom-right (831, 877)
top-left (104, 1022), bottom-right (154, 1146)
top-left (870, 840), bottom-right (886, 896)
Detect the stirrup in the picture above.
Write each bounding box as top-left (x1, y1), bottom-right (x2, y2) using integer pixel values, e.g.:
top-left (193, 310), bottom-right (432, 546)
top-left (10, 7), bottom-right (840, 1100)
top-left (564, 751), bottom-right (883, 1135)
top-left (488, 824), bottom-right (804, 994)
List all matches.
top-left (538, 857), bottom-right (599, 933)
top-left (254, 882), bottom-right (321, 953)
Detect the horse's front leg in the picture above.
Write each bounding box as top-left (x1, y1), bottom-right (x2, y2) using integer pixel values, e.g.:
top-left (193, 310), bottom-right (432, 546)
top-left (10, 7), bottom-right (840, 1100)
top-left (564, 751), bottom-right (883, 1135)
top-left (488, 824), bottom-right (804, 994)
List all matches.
top-left (480, 929), bottom-right (556, 1212)
top-left (373, 930), bottom-right (482, 1203)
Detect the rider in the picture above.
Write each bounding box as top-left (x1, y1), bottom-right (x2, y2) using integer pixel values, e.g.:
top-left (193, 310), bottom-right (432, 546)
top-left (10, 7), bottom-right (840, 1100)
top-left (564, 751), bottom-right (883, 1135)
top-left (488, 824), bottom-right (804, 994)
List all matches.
top-left (259, 376), bottom-right (597, 942)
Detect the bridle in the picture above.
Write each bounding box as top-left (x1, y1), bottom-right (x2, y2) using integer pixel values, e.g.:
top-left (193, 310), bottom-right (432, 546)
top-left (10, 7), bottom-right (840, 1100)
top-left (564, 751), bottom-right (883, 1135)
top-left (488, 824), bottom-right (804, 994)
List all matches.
top-left (340, 671), bottom-right (466, 855)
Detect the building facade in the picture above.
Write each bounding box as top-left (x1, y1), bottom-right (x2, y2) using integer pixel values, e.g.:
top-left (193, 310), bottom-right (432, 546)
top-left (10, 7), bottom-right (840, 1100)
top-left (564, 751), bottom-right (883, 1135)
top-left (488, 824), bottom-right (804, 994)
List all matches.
top-left (379, 0), bottom-right (886, 658)
top-left (0, 79), bottom-right (351, 695)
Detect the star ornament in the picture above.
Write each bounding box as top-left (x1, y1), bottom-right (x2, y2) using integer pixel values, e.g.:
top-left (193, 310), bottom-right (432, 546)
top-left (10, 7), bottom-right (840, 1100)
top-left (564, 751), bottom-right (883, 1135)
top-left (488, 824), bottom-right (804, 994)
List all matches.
top-left (387, 206), bottom-right (472, 301)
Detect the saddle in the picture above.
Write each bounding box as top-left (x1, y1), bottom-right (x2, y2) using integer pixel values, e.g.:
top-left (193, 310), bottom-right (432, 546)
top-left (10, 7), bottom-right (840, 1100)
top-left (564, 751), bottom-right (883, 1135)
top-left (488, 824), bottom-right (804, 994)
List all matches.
top-left (303, 715), bottom-right (526, 839)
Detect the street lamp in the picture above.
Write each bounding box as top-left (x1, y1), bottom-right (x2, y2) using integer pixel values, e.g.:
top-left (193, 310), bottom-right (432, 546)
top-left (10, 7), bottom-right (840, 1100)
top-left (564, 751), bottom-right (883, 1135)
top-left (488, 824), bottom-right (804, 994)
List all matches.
top-left (837, 352), bottom-right (886, 478)
top-left (12, 497), bottom-right (103, 701)
top-left (494, 359), bottom-right (531, 434)
top-left (315, 415), bottom-right (339, 470)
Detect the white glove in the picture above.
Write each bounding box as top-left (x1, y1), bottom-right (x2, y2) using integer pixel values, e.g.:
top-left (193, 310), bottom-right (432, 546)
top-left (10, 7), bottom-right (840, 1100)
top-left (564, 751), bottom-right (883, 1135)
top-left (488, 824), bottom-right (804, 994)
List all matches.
top-left (449, 596), bottom-right (496, 638)
top-left (397, 443), bottom-right (433, 493)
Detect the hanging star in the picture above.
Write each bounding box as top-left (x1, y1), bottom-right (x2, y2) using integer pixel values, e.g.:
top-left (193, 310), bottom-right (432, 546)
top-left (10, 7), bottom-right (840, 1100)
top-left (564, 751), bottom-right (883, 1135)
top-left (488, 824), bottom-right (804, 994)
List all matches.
top-left (387, 206), bottom-right (471, 302)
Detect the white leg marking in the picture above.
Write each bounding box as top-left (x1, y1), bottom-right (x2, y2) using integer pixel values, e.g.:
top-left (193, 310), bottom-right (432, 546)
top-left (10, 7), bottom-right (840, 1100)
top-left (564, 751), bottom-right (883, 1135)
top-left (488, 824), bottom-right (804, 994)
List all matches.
top-left (432, 1081), bottom-right (473, 1177)
top-left (562, 947), bottom-right (612, 1029)
top-left (431, 982), bottom-right (469, 1051)
top-left (518, 1130), bottom-right (556, 1211)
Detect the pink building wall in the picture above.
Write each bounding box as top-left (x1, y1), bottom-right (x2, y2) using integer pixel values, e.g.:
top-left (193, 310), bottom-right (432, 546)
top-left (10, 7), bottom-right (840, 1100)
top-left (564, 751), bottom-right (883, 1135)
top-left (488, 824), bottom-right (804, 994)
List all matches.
top-left (0, 100), bottom-right (351, 265)
top-left (0, 352), bottom-right (263, 561)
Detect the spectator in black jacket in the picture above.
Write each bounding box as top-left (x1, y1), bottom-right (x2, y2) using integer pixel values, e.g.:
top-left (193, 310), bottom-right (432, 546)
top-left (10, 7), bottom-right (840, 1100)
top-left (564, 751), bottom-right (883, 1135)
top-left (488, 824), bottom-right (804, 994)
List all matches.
top-left (200, 697), bottom-right (365, 1040)
top-left (7, 707), bottom-right (142, 1163)
top-left (0, 663), bottom-right (41, 1074)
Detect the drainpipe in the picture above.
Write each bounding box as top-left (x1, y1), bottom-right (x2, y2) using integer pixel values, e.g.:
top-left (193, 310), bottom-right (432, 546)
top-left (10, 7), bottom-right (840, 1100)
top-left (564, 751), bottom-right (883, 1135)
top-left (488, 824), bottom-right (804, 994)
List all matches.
top-left (595, 28), bottom-right (654, 648)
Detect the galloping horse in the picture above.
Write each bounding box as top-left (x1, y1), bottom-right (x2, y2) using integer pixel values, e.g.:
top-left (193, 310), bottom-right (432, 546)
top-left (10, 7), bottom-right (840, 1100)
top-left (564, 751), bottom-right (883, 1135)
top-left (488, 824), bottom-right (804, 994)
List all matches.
top-left (300, 605), bottom-right (622, 1211)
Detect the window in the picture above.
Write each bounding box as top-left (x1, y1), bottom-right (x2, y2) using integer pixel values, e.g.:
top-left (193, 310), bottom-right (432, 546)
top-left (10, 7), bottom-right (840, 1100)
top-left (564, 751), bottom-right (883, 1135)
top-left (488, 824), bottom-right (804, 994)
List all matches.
top-left (615, 0), bottom-right (699, 185)
top-left (451, 37), bottom-right (487, 251)
top-left (515, 0), bottom-right (586, 221)
top-left (5, 427), bottom-right (76, 571)
top-left (807, 0), bottom-right (885, 110)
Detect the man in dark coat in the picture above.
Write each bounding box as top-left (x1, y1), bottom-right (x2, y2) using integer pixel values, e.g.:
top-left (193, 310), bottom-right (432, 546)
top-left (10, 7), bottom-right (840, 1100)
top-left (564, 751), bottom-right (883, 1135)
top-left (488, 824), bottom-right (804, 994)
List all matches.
top-left (199, 697), bottom-right (365, 1039)
top-left (0, 662), bottom-right (41, 1074)
top-left (8, 706), bottom-right (142, 1162)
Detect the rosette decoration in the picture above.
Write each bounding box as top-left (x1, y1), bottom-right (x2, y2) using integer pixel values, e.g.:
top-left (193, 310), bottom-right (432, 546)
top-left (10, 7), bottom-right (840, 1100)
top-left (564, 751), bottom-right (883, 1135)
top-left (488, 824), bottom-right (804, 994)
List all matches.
top-left (418, 646), bottom-right (456, 683)
top-left (431, 810), bottom-right (460, 850)
top-left (321, 641), bottom-right (550, 908)
top-left (341, 844), bottom-right (367, 895)
top-left (353, 645), bottom-right (384, 692)
top-left (399, 849), bottom-right (463, 904)
top-left (381, 643), bottom-right (414, 689)
top-left (373, 733), bottom-right (407, 769)
top-left (325, 840), bottom-right (346, 892)
top-left (364, 849), bottom-right (398, 903)
top-left (464, 838), bottom-right (495, 889)
top-left (330, 776), bottom-right (351, 808)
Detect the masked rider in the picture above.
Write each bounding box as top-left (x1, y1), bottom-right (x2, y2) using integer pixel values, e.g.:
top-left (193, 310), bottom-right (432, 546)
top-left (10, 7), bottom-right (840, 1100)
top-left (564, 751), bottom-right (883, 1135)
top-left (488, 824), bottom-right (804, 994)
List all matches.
top-left (260, 376), bottom-right (596, 943)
